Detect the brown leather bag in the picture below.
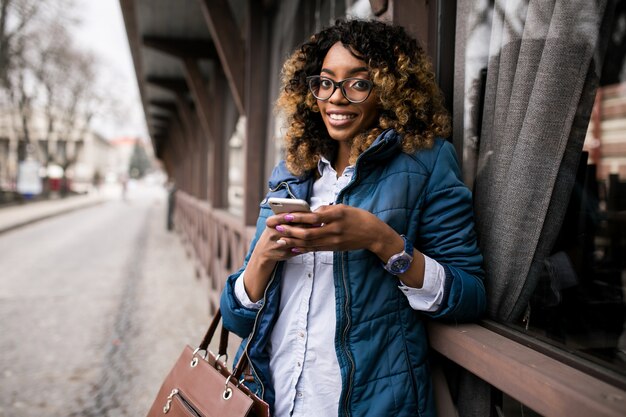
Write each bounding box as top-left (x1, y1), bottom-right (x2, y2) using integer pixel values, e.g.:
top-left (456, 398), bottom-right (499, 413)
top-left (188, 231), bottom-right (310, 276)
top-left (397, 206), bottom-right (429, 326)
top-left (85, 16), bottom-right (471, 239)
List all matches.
top-left (146, 309), bottom-right (270, 417)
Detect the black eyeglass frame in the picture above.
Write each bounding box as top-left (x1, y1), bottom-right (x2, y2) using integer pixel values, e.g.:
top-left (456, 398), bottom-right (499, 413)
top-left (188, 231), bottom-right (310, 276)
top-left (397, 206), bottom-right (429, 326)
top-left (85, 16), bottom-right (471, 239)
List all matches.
top-left (306, 75), bottom-right (374, 104)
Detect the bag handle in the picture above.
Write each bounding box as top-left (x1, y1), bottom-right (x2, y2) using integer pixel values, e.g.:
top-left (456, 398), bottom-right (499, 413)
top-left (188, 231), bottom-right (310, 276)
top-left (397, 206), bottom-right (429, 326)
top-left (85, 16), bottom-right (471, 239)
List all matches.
top-left (198, 309), bottom-right (222, 351)
top-left (196, 309), bottom-right (249, 375)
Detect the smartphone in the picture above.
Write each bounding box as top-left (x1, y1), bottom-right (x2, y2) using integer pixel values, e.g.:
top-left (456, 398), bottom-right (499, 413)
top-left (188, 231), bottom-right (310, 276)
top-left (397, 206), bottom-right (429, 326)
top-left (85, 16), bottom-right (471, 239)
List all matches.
top-left (268, 197), bottom-right (311, 214)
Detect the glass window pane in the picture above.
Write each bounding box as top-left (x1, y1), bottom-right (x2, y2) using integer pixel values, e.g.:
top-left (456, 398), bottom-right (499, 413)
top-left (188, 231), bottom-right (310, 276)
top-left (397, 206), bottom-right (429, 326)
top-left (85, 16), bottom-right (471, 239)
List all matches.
top-left (460, 0), bottom-right (626, 379)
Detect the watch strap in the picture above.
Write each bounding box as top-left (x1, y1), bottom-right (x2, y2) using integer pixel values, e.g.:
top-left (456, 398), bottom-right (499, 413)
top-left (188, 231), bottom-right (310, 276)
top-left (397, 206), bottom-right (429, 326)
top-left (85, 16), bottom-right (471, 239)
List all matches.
top-left (383, 235), bottom-right (414, 275)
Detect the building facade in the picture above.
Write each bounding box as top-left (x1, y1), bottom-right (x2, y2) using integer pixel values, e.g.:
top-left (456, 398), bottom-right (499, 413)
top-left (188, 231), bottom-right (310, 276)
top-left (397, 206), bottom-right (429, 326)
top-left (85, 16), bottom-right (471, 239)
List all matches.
top-left (0, 108), bottom-right (119, 197)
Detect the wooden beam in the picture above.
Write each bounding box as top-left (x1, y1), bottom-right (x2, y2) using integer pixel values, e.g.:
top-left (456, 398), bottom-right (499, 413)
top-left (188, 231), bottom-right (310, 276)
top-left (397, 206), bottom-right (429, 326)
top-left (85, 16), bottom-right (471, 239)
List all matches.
top-left (151, 114), bottom-right (171, 123)
top-left (183, 58), bottom-right (214, 203)
top-left (152, 133), bottom-right (167, 159)
top-left (183, 58), bottom-right (214, 142)
top-left (119, 0), bottom-right (156, 153)
top-left (171, 119), bottom-right (191, 193)
top-left (174, 93), bottom-right (197, 143)
top-left (428, 322), bottom-right (626, 417)
top-left (146, 76), bottom-right (189, 95)
top-left (150, 100), bottom-right (177, 113)
top-left (198, 0), bottom-right (245, 114)
top-left (161, 147), bottom-right (174, 177)
top-left (142, 36), bottom-right (218, 60)
top-left (150, 120), bottom-right (169, 130)
top-left (175, 93), bottom-right (203, 198)
top-left (199, 121), bottom-right (209, 200)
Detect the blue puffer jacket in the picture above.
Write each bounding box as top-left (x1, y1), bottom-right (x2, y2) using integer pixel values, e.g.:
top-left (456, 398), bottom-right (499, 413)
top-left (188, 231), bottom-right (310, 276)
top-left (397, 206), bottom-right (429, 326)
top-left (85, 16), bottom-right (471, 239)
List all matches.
top-left (220, 129), bottom-right (485, 417)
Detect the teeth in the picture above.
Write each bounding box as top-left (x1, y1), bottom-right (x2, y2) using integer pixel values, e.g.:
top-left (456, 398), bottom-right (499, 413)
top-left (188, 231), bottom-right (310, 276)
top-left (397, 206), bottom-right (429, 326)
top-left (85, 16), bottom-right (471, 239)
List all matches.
top-left (328, 113), bottom-right (355, 120)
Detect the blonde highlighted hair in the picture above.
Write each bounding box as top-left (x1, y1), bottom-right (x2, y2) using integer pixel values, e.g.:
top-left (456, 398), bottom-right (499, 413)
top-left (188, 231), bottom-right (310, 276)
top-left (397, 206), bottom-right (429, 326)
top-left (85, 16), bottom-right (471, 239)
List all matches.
top-left (276, 19), bottom-right (451, 176)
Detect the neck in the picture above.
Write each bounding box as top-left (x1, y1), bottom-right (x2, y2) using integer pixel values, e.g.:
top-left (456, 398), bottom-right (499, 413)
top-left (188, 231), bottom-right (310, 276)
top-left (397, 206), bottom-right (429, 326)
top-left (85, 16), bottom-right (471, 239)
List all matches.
top-left (333, 142), bottom-right (351, 176)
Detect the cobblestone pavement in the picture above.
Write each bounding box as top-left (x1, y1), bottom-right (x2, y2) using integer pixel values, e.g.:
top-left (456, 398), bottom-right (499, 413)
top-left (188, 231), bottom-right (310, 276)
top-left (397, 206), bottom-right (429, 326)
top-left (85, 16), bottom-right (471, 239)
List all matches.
top-left (0, 185), bottom-right (212, 416)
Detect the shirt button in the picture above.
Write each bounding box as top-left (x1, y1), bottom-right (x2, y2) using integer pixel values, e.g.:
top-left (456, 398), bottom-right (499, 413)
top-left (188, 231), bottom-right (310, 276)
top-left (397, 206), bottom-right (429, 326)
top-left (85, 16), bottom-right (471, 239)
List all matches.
top-left (297, 362), bottom-right (301, 367)
top-left (307, 273), bottom-right (312, 278)
top-left (298, 332), bottom-right (305, 338)
top-left (297, 391), bottom-right (303, 398)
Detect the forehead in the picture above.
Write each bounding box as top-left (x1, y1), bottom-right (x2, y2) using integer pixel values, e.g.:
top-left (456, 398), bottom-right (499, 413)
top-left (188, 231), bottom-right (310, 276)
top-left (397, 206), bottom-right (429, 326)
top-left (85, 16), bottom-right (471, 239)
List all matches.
top-left (321, 42), bottom-right (368, 70)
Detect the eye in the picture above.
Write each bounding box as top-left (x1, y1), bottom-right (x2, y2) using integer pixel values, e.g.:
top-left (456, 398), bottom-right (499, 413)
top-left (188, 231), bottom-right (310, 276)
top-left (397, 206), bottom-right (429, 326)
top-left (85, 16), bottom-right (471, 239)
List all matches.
top-left (350, 79), bottom-right (371, 91)
top-left (319, 78), bottom-right (334, 90)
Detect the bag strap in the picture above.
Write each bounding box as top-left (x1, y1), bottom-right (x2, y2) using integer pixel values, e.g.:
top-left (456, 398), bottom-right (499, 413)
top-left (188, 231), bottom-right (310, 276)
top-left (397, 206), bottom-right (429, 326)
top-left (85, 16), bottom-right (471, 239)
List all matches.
top-left (198, 309), bottom-right (222, 351)
top-left (196, 308), bottom-right (252, 380)
top-left (219, 325), bottom-right (229, 357)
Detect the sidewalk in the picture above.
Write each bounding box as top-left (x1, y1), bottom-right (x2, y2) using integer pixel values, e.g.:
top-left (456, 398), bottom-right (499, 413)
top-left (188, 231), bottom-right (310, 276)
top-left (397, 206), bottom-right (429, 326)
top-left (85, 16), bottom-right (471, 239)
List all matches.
top-left (0, 192), bottom-right (108, 235)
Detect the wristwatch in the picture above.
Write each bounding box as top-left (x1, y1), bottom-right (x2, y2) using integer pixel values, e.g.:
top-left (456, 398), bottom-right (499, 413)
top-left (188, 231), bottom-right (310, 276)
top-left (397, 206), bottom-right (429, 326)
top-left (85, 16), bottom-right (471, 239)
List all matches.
top-left (383, 235), bottom-right (414, 275)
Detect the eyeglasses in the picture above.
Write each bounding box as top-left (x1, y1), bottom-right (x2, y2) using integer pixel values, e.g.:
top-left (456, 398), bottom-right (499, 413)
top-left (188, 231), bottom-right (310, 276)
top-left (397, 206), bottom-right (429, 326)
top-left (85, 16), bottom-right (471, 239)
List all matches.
top-left (306, 75), bottom-right (374, 104)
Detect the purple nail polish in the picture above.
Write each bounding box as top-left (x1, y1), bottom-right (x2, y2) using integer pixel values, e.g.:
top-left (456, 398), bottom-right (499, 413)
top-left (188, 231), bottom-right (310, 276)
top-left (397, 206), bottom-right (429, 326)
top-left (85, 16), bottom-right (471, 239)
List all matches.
top-left (276, 225), bottom-right (285, 232)
top-left (291, 248), bottom-right (301, 253)
top-left (284, 214), bottom-right (295, 222)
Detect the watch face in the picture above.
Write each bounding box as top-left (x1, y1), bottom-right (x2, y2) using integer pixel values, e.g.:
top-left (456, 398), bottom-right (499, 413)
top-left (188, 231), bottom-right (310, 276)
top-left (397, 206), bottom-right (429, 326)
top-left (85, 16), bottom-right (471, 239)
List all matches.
top-left (390, 257), bottom-right (410, 274)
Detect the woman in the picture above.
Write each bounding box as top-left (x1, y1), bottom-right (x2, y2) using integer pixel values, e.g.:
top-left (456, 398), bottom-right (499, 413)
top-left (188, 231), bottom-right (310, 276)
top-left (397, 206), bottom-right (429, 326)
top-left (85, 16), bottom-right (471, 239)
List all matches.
top-left (221, 19), bottom-right (485, 417)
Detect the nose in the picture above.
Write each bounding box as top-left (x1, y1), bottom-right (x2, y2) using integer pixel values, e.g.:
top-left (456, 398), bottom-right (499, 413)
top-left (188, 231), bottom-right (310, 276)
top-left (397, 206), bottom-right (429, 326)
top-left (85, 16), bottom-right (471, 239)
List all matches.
top-left (329, 85), bottom-right (348, 104)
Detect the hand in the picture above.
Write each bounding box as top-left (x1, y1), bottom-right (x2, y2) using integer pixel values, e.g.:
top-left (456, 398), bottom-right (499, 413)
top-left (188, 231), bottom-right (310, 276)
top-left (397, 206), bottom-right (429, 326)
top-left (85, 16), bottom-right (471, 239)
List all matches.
top-left (242, 213), bottom-right (304, 301)
top-left (252, 213), bottom-right (303, 263)
top-left (272, 204), bottom-right (395, 254)
top-left (275, 205), bottom-right (426, 288)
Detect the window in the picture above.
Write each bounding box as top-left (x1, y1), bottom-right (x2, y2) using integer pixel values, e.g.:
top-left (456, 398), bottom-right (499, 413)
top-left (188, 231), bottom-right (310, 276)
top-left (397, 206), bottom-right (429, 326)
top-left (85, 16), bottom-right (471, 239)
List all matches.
top-left (457, 0), bottom-right (625, 393)
top-left (519, 4), bottom-right (626, 378)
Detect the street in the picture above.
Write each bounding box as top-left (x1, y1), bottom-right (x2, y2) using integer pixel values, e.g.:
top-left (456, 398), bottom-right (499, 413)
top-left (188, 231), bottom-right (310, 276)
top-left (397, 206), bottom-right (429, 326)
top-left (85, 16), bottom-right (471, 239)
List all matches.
top-left (0, 184), bottom-right (211, 416)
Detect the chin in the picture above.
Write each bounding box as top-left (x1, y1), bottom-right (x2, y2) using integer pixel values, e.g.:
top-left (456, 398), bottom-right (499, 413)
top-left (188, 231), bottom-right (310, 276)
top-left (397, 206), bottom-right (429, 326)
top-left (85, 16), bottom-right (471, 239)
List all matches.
top-left (327, 130), bottom-right (355, 143)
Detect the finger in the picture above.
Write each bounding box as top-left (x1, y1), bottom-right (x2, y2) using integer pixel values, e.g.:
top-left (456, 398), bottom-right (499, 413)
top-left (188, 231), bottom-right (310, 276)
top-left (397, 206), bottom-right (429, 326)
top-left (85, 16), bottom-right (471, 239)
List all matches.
top-left (280, 236), bottom-right (335, 250)
top-left (311, 205), bottom-right (348, 224)
top-left (275, 224), bottom-right (326, 241)
top-left (282, 211), bottom-right (324, 226)
top-left (265, 213), bottom-right (288, 227)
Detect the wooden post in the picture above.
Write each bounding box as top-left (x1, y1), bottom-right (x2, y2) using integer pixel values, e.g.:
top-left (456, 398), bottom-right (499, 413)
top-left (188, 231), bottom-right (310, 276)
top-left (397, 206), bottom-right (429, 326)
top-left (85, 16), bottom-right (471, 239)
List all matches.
top-left (243, 0), bottom-right (271, 225)
top-left (208, 68), bottom-right (228, 208)
top-left (184, 60), bottom-right (210, 201)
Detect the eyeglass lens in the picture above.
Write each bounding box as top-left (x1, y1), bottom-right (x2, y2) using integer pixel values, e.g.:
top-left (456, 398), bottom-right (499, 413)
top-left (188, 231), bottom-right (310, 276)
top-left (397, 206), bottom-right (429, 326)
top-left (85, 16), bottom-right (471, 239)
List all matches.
top-left (308, 76), bottom-right (372, 103)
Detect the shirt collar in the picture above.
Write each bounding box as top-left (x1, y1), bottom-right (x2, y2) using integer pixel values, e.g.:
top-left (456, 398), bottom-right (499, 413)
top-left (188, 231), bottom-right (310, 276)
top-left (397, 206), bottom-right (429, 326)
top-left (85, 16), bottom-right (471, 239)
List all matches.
top-left (317, 156), bottom-right (355, 176)
top-left (317, 156), bottom-right (331, 175)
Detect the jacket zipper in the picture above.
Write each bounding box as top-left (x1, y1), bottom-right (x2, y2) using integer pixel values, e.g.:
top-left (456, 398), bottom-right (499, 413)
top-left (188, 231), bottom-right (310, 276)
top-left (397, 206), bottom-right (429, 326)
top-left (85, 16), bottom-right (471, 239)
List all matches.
top-left (163, 388), bottom-right (203, 417)
top-left (242, 265), bottom-right (279, 399)
top-left (339, 252), bottom-right (355, 417)
top-left (335, 141), bottom-right (386, 417)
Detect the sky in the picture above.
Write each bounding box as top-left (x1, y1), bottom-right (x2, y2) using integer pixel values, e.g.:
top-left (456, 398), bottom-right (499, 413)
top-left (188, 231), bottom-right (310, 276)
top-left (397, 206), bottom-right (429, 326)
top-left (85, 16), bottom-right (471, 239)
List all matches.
top-left (71, 0), bottom-right (148, 142)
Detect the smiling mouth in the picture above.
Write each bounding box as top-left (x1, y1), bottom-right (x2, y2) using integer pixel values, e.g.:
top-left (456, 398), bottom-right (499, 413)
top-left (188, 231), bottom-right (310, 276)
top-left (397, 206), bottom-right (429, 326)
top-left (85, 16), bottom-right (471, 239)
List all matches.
top-left (328, 113), bottom-right (356, 121)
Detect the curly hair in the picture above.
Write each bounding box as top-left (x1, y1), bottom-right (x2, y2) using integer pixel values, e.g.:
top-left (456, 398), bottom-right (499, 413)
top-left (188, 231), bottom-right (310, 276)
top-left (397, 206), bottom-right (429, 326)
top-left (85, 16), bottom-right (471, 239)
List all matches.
top-left (276, 19), bottom-right (451, 176)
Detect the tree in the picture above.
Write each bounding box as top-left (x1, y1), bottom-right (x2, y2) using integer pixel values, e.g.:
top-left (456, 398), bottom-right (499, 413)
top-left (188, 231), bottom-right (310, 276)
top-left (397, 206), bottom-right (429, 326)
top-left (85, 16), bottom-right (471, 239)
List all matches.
top-left (0, 1), bottom-right (75, 145)
top-left (128, 142), bottom-right (151, 179)
top-left (0, 0), bottom-right (118, 192)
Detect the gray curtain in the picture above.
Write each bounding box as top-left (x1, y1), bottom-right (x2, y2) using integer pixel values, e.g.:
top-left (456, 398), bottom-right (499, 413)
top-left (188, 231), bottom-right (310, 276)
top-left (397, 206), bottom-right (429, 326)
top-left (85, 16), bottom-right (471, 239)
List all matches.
top-left (451, 0), bottom-right (611, 415)
top-left (472, 0), bottom-right (608, 321)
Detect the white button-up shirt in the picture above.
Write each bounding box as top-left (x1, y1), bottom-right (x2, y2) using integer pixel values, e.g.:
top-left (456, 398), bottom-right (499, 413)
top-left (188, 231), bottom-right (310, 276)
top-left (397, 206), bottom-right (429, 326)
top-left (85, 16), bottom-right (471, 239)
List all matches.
top-left (235, 157), bottom-right (445, 417)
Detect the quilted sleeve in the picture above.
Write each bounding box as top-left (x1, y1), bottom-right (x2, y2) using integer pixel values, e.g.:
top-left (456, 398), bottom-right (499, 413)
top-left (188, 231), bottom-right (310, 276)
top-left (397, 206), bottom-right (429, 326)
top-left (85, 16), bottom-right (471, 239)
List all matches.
top-left (220, 206), bottom-right (273, 338)
top-left (416, 140), bottom-right (486, 321)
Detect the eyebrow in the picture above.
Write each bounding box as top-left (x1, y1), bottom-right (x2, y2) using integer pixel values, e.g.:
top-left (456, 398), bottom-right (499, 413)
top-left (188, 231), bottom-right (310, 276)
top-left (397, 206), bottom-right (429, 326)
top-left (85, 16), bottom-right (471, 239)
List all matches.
top-left (320, 66), bottom-right (369, 76)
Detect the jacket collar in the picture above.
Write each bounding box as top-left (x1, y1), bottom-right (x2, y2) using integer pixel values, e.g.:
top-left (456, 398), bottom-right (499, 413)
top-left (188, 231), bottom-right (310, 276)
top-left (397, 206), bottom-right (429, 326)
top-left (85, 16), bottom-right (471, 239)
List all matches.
top-left (267, 129), bottom-right (402, 197)
top-left (356, 128), bottom-right (402, 164)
